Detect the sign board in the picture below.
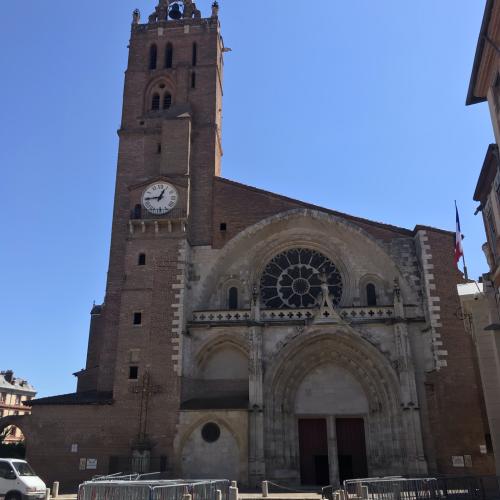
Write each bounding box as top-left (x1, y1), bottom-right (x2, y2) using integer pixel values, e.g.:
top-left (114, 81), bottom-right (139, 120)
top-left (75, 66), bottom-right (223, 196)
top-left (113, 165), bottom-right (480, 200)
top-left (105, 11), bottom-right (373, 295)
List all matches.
top-left (79, 458), bottom-right (86, 471)
top-left (71, 444), bottom-right (78, 453)
top-left (86, 458), bottom-right (98, 470)
top-left (480, 444), bottom-right (488, 454)
top-left (464, 455), bottom-right (473, 467)
top-left (452, 456), bottom-right (465, 467)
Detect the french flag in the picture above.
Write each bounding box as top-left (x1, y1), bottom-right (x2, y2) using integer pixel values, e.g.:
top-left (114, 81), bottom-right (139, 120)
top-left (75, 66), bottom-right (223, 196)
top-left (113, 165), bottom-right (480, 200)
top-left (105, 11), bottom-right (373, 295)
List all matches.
top-left (455, 204), bottom-right (464, 267)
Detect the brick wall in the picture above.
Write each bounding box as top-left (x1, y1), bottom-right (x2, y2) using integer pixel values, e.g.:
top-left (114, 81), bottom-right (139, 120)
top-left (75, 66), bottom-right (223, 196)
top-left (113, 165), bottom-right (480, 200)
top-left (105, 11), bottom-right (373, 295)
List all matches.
top-left (416, 228), bottom-right (495, 475)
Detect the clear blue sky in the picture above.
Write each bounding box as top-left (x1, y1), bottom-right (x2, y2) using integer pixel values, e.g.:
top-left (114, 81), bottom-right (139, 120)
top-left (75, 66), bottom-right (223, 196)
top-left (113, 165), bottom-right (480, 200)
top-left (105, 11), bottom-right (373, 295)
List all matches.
top-left (0, 1), bottom-right (493, 397)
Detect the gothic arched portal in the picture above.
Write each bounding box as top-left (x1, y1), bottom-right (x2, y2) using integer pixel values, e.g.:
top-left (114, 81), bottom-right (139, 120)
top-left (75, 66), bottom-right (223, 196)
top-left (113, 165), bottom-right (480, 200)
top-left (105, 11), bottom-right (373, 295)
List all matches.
top-left (263, 328), bottom-right (425, 485)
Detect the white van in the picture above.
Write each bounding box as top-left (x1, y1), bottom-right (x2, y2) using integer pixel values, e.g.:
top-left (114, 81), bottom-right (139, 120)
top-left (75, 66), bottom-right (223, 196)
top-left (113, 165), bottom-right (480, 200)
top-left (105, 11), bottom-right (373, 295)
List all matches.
top-left (0, 459), bottom-right (46, 500)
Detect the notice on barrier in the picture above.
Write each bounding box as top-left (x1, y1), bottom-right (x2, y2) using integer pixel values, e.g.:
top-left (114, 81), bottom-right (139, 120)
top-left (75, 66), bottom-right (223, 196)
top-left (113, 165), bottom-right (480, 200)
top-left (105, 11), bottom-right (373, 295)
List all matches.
top-left (452, 455), bottom-right (465, 467)
top-left (87, 458), bottom-right (98, 470)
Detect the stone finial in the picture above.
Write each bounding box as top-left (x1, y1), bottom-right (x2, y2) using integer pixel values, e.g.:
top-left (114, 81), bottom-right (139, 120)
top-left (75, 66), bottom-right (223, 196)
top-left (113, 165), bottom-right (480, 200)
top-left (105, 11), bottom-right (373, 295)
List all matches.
top-left (183, 0), bottom-right (201, 19)
top-left (150, 0), bottom-right (169, 22)
top-left (211, 1), bottom-right (219, 18)
top-left (183, 0), bottom-right (194, 18)
top-left (132, 9), bottom-right (141, 25)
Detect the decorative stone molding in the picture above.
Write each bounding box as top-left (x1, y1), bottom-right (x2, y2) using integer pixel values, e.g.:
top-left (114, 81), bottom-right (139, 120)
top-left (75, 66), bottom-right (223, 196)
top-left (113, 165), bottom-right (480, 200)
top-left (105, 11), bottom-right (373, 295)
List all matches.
top-left (171, 241), bottom-right (189, 375)
top-left (414, 231), bottom-right (446, 370)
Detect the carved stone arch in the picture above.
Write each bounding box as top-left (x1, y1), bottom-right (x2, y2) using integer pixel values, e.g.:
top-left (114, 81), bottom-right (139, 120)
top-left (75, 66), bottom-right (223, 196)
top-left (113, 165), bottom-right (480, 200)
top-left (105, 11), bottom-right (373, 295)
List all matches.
top-left (358, 273), bottom-right (390, 306)
top-left (195, 334), bottom-right (249, 373)
top-left (0, 415), bottom-right (32, 443)
top-left (263, 327), bottom-right (407, 479)
top-left (217, 276), bottom-right (247, 310)
top-left (197, 209), bottom-right (417, 309)
top-left (174, 413), bottom-right (246, 480)
top-left (266, 328), bottom-right (401, 411)
top-left (143, 75), bottom-right (176, 113)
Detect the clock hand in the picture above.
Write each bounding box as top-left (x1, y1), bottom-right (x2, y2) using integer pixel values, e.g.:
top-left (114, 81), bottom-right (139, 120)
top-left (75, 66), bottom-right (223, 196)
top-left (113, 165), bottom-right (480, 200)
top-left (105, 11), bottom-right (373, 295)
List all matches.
top-left (144, 196), bottom-right (159, 201)
top-left (157, 189), bottom-right (166, 201)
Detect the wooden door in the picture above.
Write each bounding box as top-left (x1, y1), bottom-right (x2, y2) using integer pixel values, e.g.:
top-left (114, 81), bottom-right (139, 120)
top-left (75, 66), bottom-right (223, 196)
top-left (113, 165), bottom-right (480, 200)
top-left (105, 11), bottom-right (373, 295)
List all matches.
top-left (336, 418), bottom-right (368, 483)
top-left (299, 418), bottom-right (330, 485)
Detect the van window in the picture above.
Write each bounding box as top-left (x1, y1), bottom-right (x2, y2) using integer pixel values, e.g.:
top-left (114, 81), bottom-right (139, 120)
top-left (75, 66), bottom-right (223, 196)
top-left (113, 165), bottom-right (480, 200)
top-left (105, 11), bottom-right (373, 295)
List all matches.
top-left (12, 462), bottom-right (37, 476)
top-left (0, 461), bottom-right (15, 478)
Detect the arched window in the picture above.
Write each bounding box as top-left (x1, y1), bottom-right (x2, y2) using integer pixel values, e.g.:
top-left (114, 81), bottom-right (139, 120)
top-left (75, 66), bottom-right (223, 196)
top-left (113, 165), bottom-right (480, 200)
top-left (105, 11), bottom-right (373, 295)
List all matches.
top-left (151, 93), bottom-right (160, 111)
top-left (138, 253), bottom-right (146, 266)
top-left (191, 72), bottom-right (196, 89)
top-left (192, 42), bottom-right (198, 66)
top-left (149, 44), bottom-right (158, 70)
top-left (165, 43), bottom-right (173, 68)
top-left (133, 204), bottom-right (142, 219)
top-left (228, 287), bottom-right (238, 310)
top-left (366, 284), bottom-right (377, 306)
top-left (163, 93), bottom-right (172, 110)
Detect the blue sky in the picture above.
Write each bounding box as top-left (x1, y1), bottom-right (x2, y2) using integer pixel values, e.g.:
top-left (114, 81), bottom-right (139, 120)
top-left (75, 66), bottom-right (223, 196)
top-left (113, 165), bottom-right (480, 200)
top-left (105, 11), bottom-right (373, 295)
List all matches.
top-left (0, 0), bottom-right (493, 397)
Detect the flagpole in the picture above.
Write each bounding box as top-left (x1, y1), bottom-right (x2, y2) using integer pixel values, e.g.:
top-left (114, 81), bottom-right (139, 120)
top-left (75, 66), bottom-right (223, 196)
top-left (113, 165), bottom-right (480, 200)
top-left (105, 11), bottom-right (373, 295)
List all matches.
top-left (455, 200), bottom-right (469, 281)
top-left (462, 253), bottom-right (469, 281)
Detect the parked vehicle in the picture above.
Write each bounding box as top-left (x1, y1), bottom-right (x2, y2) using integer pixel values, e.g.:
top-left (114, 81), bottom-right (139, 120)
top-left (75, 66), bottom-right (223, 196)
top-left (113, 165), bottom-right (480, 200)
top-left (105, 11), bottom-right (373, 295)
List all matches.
top-left (0, 458), bottom-right (46, 500)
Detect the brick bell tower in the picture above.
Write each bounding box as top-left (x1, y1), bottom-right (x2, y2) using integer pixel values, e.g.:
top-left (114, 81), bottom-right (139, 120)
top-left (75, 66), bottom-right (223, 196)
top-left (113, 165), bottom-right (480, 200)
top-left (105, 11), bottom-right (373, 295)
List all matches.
top-left (75, 0), bottom-right (225, 461)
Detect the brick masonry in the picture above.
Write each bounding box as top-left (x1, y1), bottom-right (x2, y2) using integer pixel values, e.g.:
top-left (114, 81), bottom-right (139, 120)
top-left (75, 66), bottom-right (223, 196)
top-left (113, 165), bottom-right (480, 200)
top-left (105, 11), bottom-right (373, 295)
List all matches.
top-left (12, 1), bottom-right (496, 489)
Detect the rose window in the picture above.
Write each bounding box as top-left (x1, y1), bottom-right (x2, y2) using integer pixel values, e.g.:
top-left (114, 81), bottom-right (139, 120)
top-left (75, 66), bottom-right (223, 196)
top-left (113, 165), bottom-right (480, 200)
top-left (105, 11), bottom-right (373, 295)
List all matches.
top-left (260, 248), bottom-right (343, 309)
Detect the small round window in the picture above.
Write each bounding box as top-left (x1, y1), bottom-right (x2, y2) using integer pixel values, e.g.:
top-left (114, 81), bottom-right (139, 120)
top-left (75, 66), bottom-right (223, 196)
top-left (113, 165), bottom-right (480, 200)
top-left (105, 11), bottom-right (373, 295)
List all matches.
top-left (201, 422), bottom-right (221, 443)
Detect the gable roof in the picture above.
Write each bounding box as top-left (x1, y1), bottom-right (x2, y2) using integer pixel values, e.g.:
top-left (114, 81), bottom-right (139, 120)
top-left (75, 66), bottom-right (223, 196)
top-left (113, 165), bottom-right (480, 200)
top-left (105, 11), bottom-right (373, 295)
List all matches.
top-left (216, 177), bottom-right (443, 238)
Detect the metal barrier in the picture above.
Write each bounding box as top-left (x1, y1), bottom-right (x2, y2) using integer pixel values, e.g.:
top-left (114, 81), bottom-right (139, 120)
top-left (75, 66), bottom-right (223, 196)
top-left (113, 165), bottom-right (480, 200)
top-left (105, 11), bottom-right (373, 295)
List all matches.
top-left (152, 480), bottom-right (230, 500)
top-left (78, 479), bottom-right (230, 500)
top-left (321, 476), bottom-right (500, 500)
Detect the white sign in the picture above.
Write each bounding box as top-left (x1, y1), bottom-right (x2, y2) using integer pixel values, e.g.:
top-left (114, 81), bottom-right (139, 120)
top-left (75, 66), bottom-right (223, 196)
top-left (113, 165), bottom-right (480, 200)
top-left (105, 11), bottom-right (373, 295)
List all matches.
top-left (79, 458), bottom-right (86, 471)
top-left (452, 456), bottom-right (465, 467)
top-left (480, 444), bottom-right (488, 454)
top-left (71, 444), bottom-right (78, 453)
top-left (464, 455), bottom-right (473, 467)
top-left (86, 458), bottom-right (98, 470)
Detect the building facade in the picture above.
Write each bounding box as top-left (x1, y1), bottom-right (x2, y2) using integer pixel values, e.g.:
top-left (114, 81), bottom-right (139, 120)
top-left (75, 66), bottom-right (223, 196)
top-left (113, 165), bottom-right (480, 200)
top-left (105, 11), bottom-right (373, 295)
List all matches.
top-left (465, 0), bottom-right (500, 475)
top-left (1, 0), bottom-right (495, 489)
top-left (0, 371), bottom-right (36, 445)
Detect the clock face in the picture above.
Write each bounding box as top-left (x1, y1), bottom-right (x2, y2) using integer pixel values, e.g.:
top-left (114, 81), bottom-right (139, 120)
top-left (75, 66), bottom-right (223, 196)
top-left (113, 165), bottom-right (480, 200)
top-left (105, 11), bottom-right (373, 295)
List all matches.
top-left (142, 182), bottom-right (178, 215)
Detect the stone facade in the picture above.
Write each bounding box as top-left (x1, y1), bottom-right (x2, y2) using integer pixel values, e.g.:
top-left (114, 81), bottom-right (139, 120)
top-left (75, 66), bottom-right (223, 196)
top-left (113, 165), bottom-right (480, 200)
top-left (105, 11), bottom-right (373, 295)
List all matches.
top-left (0, 371), bottom-right (36, 445)
top-left (2, 0), bottom-right (495, 490)
top-left (467, 0), bottom-right (500, 475)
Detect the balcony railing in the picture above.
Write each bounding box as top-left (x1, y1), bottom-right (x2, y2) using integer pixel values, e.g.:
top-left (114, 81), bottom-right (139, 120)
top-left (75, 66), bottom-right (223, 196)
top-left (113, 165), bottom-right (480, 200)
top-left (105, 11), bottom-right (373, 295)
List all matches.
top-left (130, 207), bottom-right (187, 220)
top-left (189, 305), bottom-right (419, 325)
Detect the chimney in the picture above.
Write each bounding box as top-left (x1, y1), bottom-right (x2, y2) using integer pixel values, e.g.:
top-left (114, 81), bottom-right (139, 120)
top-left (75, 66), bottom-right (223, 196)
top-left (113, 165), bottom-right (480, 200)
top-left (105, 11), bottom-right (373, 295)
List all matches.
top-left (4, 370), bottom-right (14, 383)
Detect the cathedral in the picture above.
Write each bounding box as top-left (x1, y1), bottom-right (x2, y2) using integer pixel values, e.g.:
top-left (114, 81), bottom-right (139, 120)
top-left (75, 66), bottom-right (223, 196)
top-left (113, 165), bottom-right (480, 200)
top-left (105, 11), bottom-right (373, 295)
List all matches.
top-left (3, 0), bottom-right (495, 490)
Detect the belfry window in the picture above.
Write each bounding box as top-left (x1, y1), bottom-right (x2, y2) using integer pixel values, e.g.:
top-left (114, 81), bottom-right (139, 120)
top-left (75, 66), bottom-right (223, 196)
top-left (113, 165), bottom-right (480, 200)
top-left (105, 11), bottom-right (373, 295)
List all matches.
top-left (192, 43), bottom-right (198, 66)
top-left (163, 93), bottom-right (172, 110)
top-left (166, 43), bottom-right (173, 68)
top-left (152, 93), bottom-right (160, 111)
top-left (228, 287), bottom-right (238, 310)
top-left (138, 253), bottom-right (146, 266)
top-left (133, 204), bottom-right (142, 219)
top-left (133, 312), bottom-right (142, 325)
top-left (149, 44), bottom-right (158, 70)
top-left (129, 366), bottom-right (139, 380)
top-left (366, 284), bottom-right (377, 307)
top-left (191, 72), bottom-right (196, 89)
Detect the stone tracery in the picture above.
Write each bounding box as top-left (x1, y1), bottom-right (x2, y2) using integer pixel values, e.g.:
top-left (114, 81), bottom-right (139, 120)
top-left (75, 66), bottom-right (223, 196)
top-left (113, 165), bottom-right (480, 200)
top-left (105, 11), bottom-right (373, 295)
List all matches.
top-left (260, 248), bottom-right (343, 309)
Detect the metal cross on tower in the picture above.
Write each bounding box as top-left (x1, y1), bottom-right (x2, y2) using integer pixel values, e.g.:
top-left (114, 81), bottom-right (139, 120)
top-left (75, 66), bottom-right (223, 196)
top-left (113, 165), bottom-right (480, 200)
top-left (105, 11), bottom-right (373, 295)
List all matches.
top-left (130, 371), bottom-right (162, 445)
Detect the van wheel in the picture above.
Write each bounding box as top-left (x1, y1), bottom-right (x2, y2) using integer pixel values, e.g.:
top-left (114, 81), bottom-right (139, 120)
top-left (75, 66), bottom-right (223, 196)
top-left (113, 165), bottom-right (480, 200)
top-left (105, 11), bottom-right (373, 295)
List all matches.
top-left (6, 493), bottom-right (21, 500)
